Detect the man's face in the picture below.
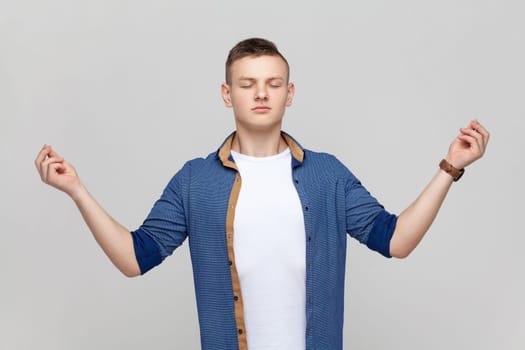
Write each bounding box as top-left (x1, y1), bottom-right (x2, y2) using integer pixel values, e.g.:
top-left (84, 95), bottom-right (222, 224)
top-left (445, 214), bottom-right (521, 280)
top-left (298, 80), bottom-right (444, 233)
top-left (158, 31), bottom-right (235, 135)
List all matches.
top-left (222, 55), bottom-right (294, 133)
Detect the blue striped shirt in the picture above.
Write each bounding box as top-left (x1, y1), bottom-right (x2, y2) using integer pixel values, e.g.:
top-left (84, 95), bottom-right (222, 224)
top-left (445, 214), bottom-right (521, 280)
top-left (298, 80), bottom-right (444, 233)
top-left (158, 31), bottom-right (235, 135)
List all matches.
top-left (131, 132), bottom-right (397, 349)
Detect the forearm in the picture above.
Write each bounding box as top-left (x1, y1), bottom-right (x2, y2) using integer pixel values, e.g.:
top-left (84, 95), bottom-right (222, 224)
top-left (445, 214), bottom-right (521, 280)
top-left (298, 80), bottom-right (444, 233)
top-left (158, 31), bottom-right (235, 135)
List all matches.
top-left (389, 120), bottom-right (490, 258)
top-left (71, 184), bottom-right (141, 277)
top-left (390, 169), bottom-right (454, 258)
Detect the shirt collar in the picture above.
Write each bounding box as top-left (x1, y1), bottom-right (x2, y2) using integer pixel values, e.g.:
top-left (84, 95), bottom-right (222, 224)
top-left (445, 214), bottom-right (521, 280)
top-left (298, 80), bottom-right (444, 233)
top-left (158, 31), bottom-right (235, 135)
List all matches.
top-left (217, 131), bottom-right (305, 169)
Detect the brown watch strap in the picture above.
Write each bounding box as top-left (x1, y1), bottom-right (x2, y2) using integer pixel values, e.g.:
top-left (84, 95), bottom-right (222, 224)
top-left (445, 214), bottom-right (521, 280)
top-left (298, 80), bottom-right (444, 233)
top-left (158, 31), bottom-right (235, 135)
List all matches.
top-left (439, 159), bottom-right (465, 182)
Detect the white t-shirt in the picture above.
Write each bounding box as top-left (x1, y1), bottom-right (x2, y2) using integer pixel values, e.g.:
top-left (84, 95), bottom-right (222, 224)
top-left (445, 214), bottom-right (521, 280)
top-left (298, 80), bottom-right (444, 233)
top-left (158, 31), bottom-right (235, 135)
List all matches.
top-left (231, 148), bottom-right (306, 350)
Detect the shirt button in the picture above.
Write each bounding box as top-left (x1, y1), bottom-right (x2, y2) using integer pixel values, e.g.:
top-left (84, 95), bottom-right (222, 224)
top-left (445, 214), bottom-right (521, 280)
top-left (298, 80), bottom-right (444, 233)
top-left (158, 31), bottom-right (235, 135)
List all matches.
top-left (304, 206), bottom-right (309, 211)
top-left (308, 236), bottom-right (312, 241)
top-left (228, 260), bottom-right (232, 266)
top-left (294, 179), bottom-right (299, 184)
top-left (238, 329), bottom-right (243, 335)
top-left (234, 295), bottom-right (239, 301)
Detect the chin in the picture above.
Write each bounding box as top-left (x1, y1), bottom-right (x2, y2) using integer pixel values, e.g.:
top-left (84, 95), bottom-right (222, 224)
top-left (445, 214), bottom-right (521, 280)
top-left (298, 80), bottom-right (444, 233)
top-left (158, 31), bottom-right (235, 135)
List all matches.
top-left (239, 121), bottom-right (283, 133)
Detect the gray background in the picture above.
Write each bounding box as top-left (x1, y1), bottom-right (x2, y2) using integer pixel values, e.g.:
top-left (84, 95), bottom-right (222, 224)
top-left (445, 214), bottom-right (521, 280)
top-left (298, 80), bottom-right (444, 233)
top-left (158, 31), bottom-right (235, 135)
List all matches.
top-left (1, 0), bottom-right (524, 349)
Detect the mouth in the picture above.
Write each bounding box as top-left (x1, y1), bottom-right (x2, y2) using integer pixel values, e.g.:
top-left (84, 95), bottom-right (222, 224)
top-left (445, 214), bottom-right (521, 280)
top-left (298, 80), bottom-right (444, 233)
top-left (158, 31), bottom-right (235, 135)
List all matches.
top-left (252, 106), bottom-right (271, 113)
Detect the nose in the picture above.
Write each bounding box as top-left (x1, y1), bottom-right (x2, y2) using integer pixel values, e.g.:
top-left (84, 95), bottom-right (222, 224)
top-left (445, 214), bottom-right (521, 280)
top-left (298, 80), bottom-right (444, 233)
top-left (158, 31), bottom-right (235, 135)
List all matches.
top-left (254, 84), bottom-right (268, 101)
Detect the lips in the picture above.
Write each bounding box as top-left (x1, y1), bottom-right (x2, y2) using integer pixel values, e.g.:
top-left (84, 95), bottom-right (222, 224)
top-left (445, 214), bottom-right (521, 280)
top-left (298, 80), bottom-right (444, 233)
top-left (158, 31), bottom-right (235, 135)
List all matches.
top-left (252, 106), bottom-right (271, 112)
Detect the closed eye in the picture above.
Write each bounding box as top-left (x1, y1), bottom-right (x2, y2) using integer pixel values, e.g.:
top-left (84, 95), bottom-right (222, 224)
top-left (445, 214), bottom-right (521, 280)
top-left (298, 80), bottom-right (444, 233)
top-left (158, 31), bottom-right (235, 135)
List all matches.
top-left (269, 78), bottom-right (284, 88)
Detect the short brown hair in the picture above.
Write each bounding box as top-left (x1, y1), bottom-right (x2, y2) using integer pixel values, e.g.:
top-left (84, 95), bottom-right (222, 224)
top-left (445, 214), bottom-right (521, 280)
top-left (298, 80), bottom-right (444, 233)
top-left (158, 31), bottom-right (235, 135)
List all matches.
top-left (225, 38), bottom-right (289, 84)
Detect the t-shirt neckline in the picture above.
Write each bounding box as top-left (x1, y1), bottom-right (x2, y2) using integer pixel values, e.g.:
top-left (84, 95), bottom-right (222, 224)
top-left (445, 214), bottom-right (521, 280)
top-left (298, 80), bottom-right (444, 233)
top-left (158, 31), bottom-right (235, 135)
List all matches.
top-left (230, 148), bottom-right (291, 163)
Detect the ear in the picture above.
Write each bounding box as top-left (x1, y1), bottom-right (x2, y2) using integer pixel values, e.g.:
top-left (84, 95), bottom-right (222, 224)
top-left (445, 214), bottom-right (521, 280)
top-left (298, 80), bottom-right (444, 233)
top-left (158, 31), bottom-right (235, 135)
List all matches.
top-left (221, 82), bottom-right (233, 107)
top-left (286, 82), bottom-right (295, 107)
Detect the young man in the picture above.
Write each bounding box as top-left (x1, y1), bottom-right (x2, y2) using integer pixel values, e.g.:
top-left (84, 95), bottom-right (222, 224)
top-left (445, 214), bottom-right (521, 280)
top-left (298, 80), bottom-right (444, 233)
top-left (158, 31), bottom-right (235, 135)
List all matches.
top-left (35, 38), bottom-right (489, 350)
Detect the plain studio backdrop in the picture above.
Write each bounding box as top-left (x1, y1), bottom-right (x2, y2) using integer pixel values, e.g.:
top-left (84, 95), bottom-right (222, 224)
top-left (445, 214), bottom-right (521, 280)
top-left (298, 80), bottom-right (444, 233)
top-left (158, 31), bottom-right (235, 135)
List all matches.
top-left (1, 0), bottom-right (524, 349)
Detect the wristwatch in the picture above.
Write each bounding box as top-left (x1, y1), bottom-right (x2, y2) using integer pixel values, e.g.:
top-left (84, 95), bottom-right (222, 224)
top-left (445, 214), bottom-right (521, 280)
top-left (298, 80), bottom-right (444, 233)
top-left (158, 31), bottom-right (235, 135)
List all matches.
top-left (439, 159), bottom-right (465, 182)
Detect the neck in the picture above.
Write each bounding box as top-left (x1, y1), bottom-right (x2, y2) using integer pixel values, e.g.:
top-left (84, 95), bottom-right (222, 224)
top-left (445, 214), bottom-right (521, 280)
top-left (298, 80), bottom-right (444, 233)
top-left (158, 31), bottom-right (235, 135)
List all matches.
top-left (231, 127), bottom-right (287, 157)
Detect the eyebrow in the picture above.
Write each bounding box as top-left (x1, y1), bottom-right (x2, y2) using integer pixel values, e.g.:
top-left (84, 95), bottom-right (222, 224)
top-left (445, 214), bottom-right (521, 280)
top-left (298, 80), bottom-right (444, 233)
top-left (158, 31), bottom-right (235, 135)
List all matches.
top-left (237, 76), bottom-right (285, 82)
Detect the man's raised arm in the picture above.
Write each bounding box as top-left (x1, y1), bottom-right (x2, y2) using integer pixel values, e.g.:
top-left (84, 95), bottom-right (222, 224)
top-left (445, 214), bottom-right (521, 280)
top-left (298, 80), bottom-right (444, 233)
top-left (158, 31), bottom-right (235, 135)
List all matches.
top-left (389, 119), bottom-right (490, 258)
top-left (35, 145), bottom-right (141, 277)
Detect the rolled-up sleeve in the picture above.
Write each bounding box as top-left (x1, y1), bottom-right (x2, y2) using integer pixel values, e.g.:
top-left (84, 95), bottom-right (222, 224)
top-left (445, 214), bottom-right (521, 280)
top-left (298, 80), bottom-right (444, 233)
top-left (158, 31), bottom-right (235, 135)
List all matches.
top-left (365, 210), bottom-right (397, 257)
top-left (345, 173), bottom-right (397, 258)
top-left (131, 164), bottom-right (189, 274)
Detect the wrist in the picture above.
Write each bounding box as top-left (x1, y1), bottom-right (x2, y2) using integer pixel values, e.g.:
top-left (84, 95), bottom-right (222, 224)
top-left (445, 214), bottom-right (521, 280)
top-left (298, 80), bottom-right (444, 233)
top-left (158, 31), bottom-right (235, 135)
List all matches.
top-left (70, 182), bottom-right (89, 204)
top-left (439, 159), bottom-right (465, 182)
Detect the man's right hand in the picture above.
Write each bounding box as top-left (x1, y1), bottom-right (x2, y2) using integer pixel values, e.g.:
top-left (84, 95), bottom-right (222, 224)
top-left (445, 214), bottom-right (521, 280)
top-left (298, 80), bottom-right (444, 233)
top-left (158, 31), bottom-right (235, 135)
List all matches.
top-left (35, 145), bottom-right (82, 198)
top-left (34, 144), bottom-right (140, 277)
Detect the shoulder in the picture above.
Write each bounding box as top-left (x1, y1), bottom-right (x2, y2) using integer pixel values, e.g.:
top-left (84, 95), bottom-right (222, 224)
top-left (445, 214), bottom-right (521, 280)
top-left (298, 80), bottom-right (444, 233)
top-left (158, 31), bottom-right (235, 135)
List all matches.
top-left (303, 149), bottom-right (352, 176)
top-left (174, 151), bottom-right (224, 178)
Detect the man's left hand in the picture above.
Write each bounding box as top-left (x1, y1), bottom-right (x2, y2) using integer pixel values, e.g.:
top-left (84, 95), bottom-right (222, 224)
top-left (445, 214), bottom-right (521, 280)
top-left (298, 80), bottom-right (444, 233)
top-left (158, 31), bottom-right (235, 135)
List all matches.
top-left (447, 119), bottom-right (490, 170)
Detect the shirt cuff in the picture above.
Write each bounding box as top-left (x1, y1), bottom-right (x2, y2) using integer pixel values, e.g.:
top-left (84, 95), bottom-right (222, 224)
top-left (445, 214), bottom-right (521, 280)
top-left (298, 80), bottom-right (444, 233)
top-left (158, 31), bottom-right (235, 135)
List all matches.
top-left (131, 229), bottom-right (163, 274)
top-left (366, 210), bottom-right (397, 258)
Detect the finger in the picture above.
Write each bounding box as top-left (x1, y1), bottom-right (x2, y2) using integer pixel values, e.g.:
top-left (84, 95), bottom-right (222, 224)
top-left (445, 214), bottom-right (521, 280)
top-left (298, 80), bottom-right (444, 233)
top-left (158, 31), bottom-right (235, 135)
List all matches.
top-left (62, 159), bottom-right (75, 174)
top-left (46, 162), bottom-right (64, 184)
top-left (34, 144), bottom-right (51, 171)
top-left (460, 128), bottom-right (484, 153)
top-left (457, 134), bottom-right (482, 156)
top-left (37, 145), bottom-right (62, 163)
top-left (471, 120), bottom-right (490, 145)
top-left (40, 156), bottom-right (64, 182)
